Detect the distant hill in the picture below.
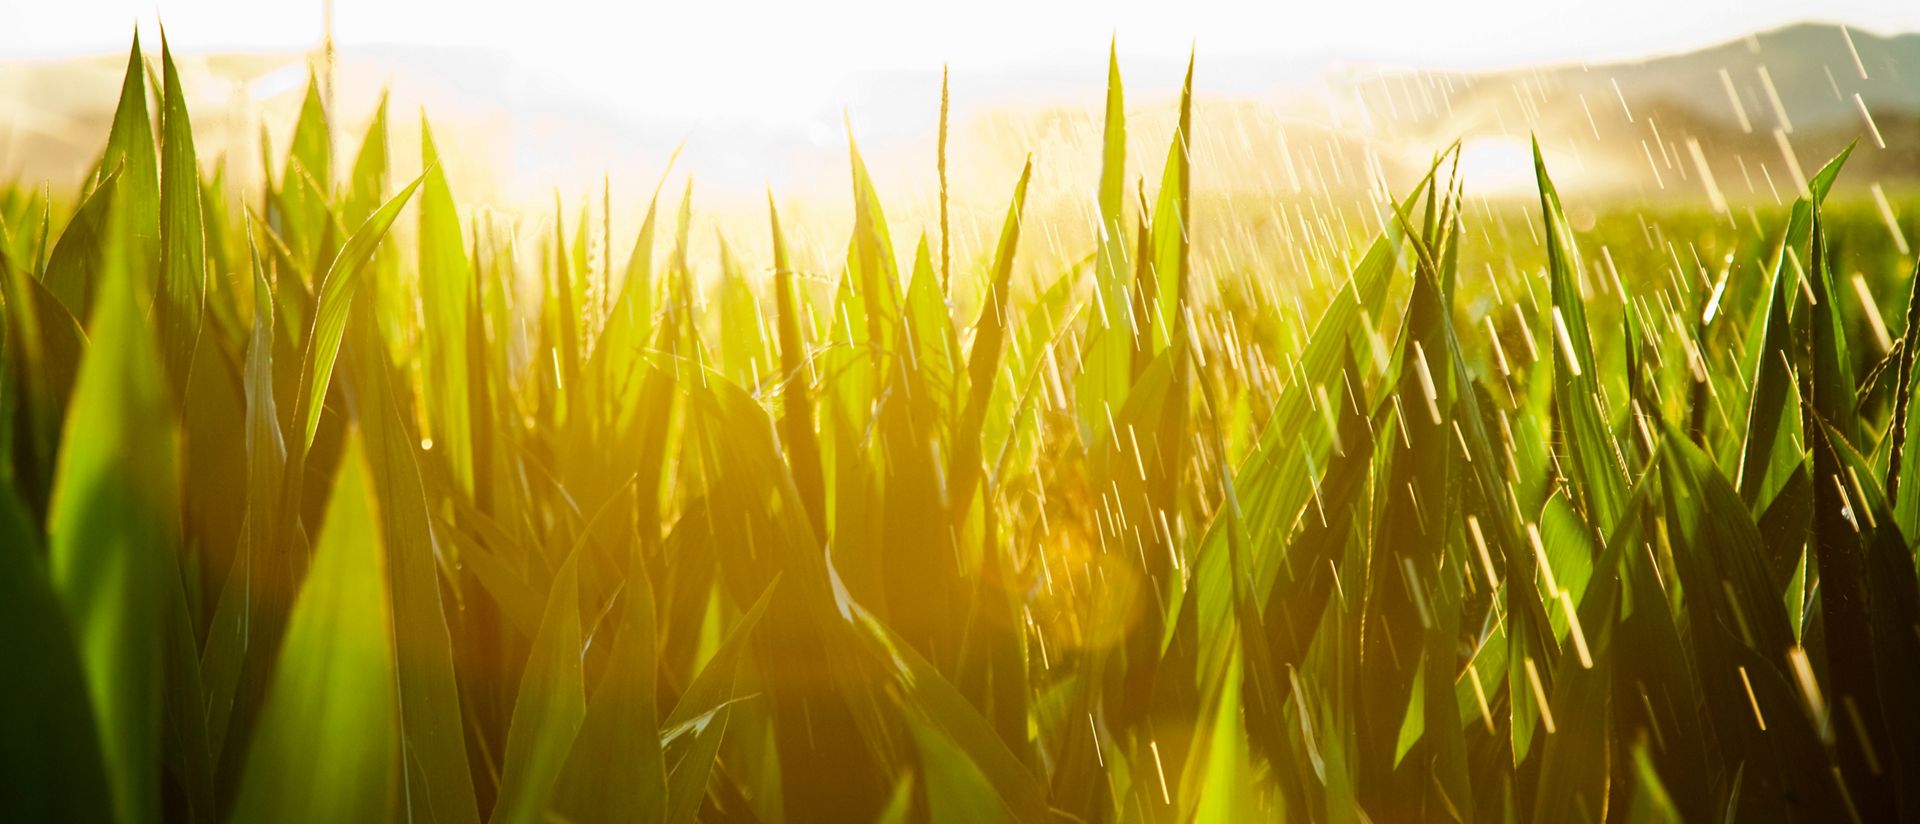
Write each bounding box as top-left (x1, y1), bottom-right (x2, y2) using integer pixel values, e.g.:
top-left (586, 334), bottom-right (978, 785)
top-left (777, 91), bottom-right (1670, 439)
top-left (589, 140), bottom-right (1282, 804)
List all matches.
top-left (1324, 22), bottom-right (1920, 197)
top-left (1443, 22), bottom-right (1920, 134)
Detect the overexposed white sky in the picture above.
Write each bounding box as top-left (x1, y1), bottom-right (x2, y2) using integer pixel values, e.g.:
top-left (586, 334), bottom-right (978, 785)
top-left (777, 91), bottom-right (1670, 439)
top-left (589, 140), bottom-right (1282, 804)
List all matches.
top-left (3, 0), bottom-right (1917, 120)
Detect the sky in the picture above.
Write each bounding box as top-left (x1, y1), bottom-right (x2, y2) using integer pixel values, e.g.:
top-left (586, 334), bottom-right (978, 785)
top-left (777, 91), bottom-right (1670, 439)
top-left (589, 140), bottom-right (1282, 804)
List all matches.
top-left (2, 0), bottom-right (1914, 208)
top-left (4, 0), bottom-right (1918, 121)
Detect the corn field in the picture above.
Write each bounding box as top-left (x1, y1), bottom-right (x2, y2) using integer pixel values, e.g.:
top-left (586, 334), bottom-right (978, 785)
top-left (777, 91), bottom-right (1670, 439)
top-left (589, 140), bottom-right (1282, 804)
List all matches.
top-left (5, 31), bottom-right (1920, 823)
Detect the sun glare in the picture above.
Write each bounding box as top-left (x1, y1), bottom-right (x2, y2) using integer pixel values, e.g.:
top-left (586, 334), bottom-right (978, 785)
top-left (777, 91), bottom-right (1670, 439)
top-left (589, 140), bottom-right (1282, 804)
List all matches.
top-left (1455, 136), bottom-right (1543, 196)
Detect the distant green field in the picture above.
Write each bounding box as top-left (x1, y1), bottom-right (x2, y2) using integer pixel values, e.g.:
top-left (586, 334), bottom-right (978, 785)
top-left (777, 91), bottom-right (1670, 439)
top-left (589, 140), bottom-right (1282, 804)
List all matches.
top-left (5, 34), bottom-right (1920, 824)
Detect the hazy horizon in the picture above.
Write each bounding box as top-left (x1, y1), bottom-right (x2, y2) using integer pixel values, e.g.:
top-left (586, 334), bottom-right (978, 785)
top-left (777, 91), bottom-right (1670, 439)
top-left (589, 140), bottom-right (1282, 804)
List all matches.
top-left (6, 1), bottom-right (1918, 107)
top-left (3, 10), bottom-right (1914, 226)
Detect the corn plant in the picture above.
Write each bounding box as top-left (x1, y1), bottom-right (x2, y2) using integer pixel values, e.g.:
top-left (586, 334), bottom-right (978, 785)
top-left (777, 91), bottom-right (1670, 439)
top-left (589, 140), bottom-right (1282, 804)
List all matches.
top-left (2, 30), bottom-right (1919, 824)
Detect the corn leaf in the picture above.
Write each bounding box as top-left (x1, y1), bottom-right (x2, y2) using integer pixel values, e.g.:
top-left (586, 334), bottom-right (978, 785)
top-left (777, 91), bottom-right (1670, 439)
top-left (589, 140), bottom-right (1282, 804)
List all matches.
top-left (47, 201), bottom-right (177, 824)
top-left (157, 34), bottom-right (207, 394)
top-left (491, 553), bottom-right (585, 824)
top-left (1075, 41), bottom-right (1132, 447)
top-left (293, 173), bottom-right (421, 448)
top-left (230, 431), bottom-right (400, 824)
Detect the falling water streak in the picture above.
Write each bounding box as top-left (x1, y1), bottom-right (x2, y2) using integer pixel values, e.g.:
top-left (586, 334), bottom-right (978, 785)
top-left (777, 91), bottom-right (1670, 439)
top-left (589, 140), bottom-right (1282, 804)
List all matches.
top-left (1527, 521), bottom-right (1559, 595)
top-left (1551, 307), bottom-right (1583, 378)
top-left (1719, 68), bottom-right (1753, 133)
top-left (1611, 77), bottom-right (1634, 123)
top-left (1525, 656), bottom-right (1557, 734)
top-left (1842, 25), bottom-right (1870, 79)
top-left (1149, 741), bottom-right (1171, 805)
top-left (1855, 94), bottom-right (1887, 149)
top-left (1738, 666), bottom-right (1767, 730)
top-left (1558, 589), bottom-right (1593, 669)
top-left (1686, 138), bottom-right (1728, 215)
top-left (1773, 129), bottom-right (1809, 198)
top-left (1850, 274), bottom-right (1894, 354)
top-left (1789, 645), bottom-right (1832, 743)
top-left (1870, 184), bottom-right (1911, 256)
top-left (1758, 65), bottom-right (1793, 133)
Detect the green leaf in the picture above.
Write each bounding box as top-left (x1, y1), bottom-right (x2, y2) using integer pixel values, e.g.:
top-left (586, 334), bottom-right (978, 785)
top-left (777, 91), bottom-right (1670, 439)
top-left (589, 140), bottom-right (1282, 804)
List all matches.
top-left (1363, 190), bottom-right (1469, 815)
top-left (849, 605), bottom-right (1050, 823)
top-left (1075, 40), bottom-right (1132, 447)
top-left (278, 72), bottom-right (333, 263)
top-left (1802, 155), bottom-right (1897, 818)
top-left (0, 476), bottom-right (115, 823)
top-left (1185, 169), bottom-right (1432, 689)
top-left (1238, 352), bottom-right (1371, 769)
top-left (202, 233), bottom-right (288, 759)
top-left (555, 564), bottom-right (667, 824)
top-left (1620, 740), bottom-right (1684, 824)
top-left (1806, 419), bottom-right (1896, 816)
top-left (47, 198), bottom-right (177, 824)
top-left (1657, 420), bottom-right (1845, 817)
top-left (293, 173), bottom-right (421, 449)
top-left (1150, 53), bottom-right (1193, 357)
top-left (491, 553), bottom-right (586, 824)
top-left (418, 119), bottom-right (475, 492)
top-left (157, 33), bottom-right (207, 394)
top-left (594, 161), bottom-right (670, 374)
top-left (1533, 137), bottom-right (1628, 533)
top-left (846, 131), bottom-right (902, 328)
top-left (1805, 205), bottom-right (1859, 445)
top-left (713, 230), bottom-right (770, 386)
top-left (42, 168), bottom-right (120, 319)
top-left (907, 230), bottom-right (962, 387)
top-left (949, 159), bottom-right (1031, 522)
top-left (1736, 242), bottom-right (1805, 514)
top-left (908, 715), bottom-right (1011, 824)
top-left (1813, 421), bottom-right (1920, 812)
top-left (2, 225), bottom-right (90, 519)
top-left (1887, 252), bottom-right (1920, 531)
top-left (1530, 474), bottom-right (1654, 824)
top-left (768, 194), bottom-right (827, 541)
top-left (346, 300), bottom-right (482, 824)
top-left (97, 32), bottom-right (159, 272)
top-left (548, 195), bottom-right (585, 405)
top-left (345, 94), bottom-right (390, 226)
top-left (660, 583), bottom-right (775, 824)
top-left (230, 431), bottom-right (400, 824)
top-left (1136, 56), bottom-right (1195, 607)
top-left (1738, 145), bottom-right (1852, 513)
